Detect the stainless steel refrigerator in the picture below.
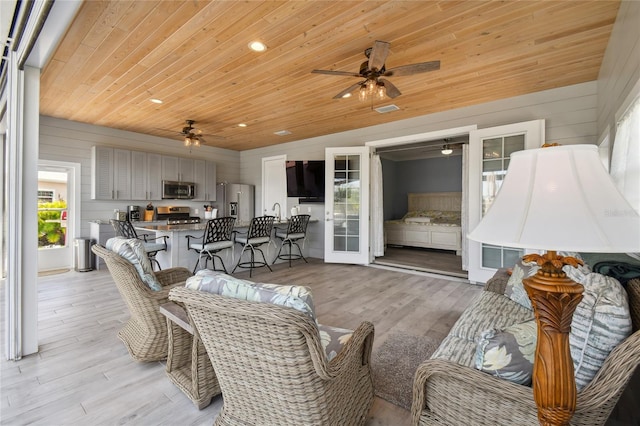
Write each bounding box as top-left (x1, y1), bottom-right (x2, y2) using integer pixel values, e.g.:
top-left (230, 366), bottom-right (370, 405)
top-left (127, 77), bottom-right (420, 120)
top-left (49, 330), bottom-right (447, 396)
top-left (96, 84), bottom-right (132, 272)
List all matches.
top-left (216, 183), bottom-right (254, 223)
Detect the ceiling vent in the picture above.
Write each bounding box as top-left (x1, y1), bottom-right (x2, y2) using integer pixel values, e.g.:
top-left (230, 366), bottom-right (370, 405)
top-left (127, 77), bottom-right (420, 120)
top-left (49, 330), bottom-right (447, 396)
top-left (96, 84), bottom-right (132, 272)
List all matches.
top-left (375, 104), bottom-right (400, 114)
top-left (274, 130), bottom-right (292, 136)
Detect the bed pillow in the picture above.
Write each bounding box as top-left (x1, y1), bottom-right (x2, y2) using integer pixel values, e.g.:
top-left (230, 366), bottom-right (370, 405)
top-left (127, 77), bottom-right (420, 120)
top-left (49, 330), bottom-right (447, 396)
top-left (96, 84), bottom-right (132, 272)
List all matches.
top-left (404, 217), bottom-right (431, 224)
top-left (475, 319), bottom-right (537, 385)
top-left (185, 270), bottom-right (317, 322)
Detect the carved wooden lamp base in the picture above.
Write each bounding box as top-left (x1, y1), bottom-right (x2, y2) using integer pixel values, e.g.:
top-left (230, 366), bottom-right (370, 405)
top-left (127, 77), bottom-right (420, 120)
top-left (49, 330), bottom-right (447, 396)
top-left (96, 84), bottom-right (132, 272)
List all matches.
top-left (523, 251), bottom-right (584, 426)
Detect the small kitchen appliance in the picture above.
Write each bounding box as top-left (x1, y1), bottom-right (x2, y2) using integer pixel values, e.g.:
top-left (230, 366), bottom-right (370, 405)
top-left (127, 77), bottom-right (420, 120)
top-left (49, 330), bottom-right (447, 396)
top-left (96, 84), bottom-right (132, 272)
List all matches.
top-left (156, 206), bottom-right (202, 225)
top-left (128, 205), bottom-right (141, 221)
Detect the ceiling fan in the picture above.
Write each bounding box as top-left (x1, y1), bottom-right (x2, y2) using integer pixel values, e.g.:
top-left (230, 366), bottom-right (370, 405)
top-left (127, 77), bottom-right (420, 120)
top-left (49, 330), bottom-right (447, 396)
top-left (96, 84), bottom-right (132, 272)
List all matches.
top-left (312, 40), bottom-right (440, 100)
top-left (178, 120), bottom-right (223, 148)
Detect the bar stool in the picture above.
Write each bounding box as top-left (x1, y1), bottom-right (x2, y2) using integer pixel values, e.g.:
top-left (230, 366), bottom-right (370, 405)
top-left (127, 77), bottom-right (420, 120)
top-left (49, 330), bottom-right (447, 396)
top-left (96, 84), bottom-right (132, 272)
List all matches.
top-left (185, 217), bottom-right (236, 273)
top-left (110, 219), bottom-right (167, 270)
top-left (272, 214), bottom-right (310, 267)
top-left (232, 215), bottom-right (275, 277)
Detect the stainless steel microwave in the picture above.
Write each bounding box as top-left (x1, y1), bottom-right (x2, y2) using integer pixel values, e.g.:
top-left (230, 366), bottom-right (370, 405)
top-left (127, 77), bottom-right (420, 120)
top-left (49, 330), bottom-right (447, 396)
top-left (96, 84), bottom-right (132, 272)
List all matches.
top-left (162, 180), bottom-right (196, 199)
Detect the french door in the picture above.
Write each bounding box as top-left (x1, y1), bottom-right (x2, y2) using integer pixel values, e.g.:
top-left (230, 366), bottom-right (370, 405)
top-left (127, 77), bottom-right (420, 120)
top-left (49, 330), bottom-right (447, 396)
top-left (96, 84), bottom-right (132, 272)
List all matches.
top-left (324, 147), bottom-right (370, 264)
top-left (467, 119), bottom-right (545, 283)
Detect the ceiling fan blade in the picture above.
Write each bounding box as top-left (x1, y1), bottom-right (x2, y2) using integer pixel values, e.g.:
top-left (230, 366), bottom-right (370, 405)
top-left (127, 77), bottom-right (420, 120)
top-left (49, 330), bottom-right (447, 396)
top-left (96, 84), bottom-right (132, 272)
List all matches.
top-left (368, 40), bottom-right (390, 71)
top-left (379, 78), bottom-right (401, 98)
top-left (333, 81), bottom-right (365, 99)
top-left (385, 60), bottom-right (440, 76)
top-left (312, 69), bottom-right (360, 77)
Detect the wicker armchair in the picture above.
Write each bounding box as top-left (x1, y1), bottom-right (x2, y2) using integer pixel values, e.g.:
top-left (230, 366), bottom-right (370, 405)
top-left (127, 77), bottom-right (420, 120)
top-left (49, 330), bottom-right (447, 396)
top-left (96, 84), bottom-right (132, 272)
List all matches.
top-left (411, 274), bottom-right (640, 426)
top-left (92, 244), bottom-right (193, 362)
top-left (169, 286), bottom-right (375, 425)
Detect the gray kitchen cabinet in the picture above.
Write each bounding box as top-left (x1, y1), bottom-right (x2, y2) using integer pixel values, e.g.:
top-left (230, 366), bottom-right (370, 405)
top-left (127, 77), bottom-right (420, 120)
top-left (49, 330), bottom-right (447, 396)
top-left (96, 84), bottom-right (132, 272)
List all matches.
top-left (146, 153), bottom-right (163, 200)
top-left (131, 151), bottom-right (163, 200)
top-left (162, 155), bottom-right (195, 182)
top-left (193, 159), bottom-right (217, 201)
top-left (130, 150), bottom-right (147, 200)
top-left (91, 146), bottom-right (131, 200)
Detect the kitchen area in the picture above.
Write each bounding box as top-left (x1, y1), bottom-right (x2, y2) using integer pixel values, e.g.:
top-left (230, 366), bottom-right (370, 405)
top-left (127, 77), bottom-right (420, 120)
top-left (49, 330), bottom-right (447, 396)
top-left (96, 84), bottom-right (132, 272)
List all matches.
top-left (90, 180), bottom-right (258, 272)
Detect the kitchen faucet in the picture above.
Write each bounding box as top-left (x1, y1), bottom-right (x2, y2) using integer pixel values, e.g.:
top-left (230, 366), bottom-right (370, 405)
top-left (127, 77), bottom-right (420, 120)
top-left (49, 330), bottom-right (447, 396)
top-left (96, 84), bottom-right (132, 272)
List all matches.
top-left (272, 202), bottom-right (281, 222)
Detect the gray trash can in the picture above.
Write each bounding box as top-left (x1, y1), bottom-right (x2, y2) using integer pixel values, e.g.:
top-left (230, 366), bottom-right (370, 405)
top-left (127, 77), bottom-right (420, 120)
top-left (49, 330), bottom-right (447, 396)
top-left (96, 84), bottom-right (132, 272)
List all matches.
top-left (74, 238), bottom-right (94, 272)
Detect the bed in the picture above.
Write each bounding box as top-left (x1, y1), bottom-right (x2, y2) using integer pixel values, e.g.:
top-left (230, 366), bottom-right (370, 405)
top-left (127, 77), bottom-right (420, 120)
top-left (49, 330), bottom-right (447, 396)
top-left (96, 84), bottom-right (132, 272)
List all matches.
top-left (384, 192), bottom-right (462, 255)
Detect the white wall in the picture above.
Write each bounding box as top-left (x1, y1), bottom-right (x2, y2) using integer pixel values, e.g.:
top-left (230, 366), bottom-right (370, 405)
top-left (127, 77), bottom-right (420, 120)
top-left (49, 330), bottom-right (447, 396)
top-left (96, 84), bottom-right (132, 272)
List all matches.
top-left (241, 81), bottom-right (599, 258)
top-left (39, 116), bottom-right (241, 239)
top-left (597, 0), bottom-right (640, 145)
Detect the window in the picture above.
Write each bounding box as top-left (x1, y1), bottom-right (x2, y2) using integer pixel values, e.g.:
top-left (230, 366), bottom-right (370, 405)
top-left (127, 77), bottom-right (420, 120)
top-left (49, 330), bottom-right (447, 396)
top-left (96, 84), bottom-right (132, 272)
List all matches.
top-left (611, 95), bottom-right (640, 214)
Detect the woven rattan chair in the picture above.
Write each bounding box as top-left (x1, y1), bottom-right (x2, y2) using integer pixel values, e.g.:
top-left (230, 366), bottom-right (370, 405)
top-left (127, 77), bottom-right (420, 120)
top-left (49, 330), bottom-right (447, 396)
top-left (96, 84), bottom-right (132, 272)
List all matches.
top-left (92, 244), bottom-right (193, 362)
top-left (272, 214), bottom-right (310, 267)
top-left (186, 217), bottom-right (236, 273)
top-left (411, 275), bottom-right (640, 426)
top-left (169, 286), bottom-right (375, 425)
top-left (232, 215), bottom-right (275, 277)
top-left (110, 219), bottom-right (168, 270)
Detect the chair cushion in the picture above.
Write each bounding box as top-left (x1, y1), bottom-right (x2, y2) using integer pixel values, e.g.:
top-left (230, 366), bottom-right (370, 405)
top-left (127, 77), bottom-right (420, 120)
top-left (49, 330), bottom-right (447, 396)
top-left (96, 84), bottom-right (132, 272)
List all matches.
top-left (142, 242), bottom-right (166, 253)
top-left (318, 323), bottom-right (353, 361)
top-left (236, 236), bottom-right (271, 245)
top-left (191, 241), bottom-right (234, 252)
top-left (185, 270), bottom-right (316, 322)
top-left (475, 319), bottom-right (537, 385)
top-left (106, 237), bottom-right (162, 291)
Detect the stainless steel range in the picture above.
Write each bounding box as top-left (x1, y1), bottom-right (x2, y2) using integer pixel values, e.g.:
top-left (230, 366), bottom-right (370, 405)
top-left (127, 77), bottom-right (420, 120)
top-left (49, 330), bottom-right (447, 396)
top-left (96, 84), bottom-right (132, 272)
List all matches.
top-left (156, 206), bottom-right (201, 225)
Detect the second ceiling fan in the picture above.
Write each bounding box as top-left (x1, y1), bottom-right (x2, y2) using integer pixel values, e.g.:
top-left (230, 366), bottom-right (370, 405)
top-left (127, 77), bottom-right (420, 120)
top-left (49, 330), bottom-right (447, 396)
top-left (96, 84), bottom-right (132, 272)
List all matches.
top-left (312, 40), bottom-right (440, 100)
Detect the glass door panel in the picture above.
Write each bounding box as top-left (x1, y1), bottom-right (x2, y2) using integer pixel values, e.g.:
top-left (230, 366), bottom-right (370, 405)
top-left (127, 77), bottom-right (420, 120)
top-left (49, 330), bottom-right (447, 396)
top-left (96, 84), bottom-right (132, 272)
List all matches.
top-left (325, 147), bottom-right (370, 264)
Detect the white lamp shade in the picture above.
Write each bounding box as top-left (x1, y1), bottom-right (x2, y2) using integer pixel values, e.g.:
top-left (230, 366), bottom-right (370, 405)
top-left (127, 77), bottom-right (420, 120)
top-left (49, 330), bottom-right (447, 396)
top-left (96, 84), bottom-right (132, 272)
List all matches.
top-left (468, 144), bottom-right (640, 252)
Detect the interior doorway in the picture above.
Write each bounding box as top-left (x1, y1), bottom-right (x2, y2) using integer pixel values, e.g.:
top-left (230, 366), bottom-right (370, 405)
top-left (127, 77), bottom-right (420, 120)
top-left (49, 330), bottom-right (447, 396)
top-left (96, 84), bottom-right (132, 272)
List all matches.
top-left (366, 126), bottom-right (476, 278)
top-left (37, 160), bottom-right (80, 273)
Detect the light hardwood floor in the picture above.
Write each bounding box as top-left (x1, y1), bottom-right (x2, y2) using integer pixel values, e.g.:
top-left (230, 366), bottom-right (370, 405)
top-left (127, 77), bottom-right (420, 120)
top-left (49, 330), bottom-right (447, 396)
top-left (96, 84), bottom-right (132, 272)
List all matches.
top-left (1, 260), bottom-right (636, 425)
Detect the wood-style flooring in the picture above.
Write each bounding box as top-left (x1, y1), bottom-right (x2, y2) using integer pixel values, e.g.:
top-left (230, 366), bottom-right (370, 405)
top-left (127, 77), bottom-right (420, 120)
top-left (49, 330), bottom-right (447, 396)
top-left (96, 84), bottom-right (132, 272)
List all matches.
top-left (375, 246), bottom-right (467, 278)
top-left (1, 259), bottom-right (637, 425)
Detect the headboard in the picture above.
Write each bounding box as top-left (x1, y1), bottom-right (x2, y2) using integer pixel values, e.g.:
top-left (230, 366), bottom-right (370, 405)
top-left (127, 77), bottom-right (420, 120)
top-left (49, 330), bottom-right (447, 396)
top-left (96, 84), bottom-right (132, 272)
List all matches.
top-left (408, 192), bottom-right (462, 212)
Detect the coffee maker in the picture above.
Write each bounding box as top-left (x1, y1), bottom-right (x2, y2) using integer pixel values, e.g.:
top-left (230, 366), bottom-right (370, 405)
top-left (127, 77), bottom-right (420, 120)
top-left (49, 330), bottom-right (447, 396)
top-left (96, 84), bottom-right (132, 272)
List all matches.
top-left (128, 205), bottom-right (141, 221)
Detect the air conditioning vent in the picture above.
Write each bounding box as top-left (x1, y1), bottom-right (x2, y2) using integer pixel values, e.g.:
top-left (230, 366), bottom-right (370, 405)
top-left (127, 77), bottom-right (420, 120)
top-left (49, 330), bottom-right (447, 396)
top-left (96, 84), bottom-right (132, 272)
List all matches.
top-left (375, 104), bottom-right (400, 114)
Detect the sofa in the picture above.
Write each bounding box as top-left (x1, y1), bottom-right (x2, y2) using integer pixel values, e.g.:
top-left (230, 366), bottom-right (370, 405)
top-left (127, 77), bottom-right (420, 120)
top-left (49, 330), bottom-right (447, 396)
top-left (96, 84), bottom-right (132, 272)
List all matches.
top-left (411, 264), bottom-right (640, 426)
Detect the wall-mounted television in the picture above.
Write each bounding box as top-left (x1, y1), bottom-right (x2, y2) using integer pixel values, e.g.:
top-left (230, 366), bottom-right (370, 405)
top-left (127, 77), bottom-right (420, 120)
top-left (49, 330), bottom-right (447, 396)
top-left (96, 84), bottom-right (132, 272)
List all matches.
top-left (286, 160), bottom-right (325, 202)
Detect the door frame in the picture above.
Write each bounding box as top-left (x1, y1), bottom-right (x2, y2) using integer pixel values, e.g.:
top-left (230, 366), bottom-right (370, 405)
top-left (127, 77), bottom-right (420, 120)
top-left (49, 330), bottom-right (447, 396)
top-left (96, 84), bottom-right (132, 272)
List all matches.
top-left (37, 160), bottom-right (81, 271)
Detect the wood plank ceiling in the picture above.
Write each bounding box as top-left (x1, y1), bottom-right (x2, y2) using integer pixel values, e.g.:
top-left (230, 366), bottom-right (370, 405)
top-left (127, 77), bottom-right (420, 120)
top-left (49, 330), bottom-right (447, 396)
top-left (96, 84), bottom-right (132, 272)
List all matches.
top-left (40, 0), bottom-right (620, 151)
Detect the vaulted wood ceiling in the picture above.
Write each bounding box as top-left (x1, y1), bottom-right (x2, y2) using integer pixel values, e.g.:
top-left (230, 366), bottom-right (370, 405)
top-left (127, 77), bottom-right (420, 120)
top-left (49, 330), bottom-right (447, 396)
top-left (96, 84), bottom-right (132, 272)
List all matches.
top-left (40, 0), bottom-right (620, 151)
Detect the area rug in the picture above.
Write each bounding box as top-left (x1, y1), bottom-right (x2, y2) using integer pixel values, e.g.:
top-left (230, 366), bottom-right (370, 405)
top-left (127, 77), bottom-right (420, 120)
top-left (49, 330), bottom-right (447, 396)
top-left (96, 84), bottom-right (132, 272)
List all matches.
top-left (371, 333), bottom-right (442, 410)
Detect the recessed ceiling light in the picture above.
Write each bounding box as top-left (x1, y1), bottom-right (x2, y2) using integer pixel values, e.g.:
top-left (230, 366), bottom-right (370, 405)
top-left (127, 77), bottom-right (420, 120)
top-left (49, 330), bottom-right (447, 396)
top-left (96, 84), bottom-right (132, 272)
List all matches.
top-left (342, 93), bottom-right (352, 98)
top-left (150, 98), bottom-right (163, 104)
top-left (274, 130), bottom-right (291, 136)
top-left (238, 123), bottom-right (247, 127)
top-left (248, 41), bottom-right (267, 52)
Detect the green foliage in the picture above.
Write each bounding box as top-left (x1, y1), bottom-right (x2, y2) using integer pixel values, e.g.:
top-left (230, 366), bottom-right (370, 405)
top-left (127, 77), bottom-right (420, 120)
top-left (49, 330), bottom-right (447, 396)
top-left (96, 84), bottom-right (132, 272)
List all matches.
top-left (38, 200), bottom-right (67, 248)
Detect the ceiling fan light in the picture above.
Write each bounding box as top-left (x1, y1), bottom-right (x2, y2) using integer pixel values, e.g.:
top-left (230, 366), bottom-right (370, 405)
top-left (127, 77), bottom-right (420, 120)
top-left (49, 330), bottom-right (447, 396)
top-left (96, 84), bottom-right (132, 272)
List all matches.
top-left (366, 79), bottom-right (376, 94)
top-left (194, 138), bottom-right (201, 148)
top-left (184, 137), bottom-right (191, 147)
top-left (358, 85), bottom-right (367, 102)
top-left (376, 82), bottom-right (386, 100)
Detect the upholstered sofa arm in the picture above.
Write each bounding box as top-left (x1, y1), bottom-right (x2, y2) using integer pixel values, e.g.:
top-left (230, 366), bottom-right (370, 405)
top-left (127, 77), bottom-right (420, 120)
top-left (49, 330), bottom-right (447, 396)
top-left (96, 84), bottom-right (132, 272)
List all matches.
top-left (411, 358), bottom-right (538, 425)
top-left (484, 268), bottom-right (511, 294)
top-left (155, 267), bottom-right (193, 287)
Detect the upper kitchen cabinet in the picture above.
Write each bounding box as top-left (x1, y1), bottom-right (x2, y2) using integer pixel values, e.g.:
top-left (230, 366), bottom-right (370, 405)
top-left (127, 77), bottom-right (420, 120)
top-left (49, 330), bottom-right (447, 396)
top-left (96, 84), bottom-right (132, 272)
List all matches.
top-left (193, 159), bottom-right (217, 201)
top-left (91, 146), bottom-right (131, 200)
top-left (162, 156), bottom-right (194, 182)
top-left (131, 151), bottom-right (163, 200)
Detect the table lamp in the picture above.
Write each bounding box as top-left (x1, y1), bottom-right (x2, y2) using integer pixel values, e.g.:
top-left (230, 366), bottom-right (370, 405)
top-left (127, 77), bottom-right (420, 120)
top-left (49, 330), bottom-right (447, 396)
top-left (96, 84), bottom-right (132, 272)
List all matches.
top-left (468, 144), bottom-right (640, 425)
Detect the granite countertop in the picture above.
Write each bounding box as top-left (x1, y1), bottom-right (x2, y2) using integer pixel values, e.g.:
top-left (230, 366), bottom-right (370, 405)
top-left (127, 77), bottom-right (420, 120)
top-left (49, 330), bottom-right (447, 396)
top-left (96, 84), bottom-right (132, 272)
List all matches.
top-left (133, 219), bottom-right (302, 233)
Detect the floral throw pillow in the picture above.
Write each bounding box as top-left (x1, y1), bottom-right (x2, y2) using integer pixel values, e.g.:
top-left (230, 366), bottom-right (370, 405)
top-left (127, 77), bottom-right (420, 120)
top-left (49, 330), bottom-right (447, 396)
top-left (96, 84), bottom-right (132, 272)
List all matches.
top-left (318, 324), bottom-right (353, 361)
top-left (185, 270), bottom-right (316, 322)
top-left (106, 236), bottom-right (162, 291)
top-left (475, 319), bottom-right (537, 385)
top-left (504, 260), bottom-right (537, 310)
